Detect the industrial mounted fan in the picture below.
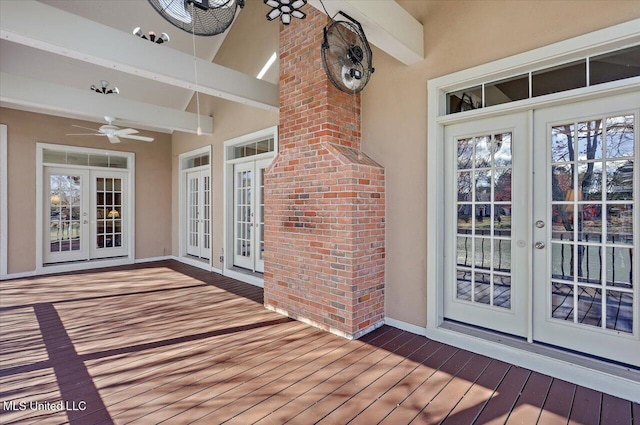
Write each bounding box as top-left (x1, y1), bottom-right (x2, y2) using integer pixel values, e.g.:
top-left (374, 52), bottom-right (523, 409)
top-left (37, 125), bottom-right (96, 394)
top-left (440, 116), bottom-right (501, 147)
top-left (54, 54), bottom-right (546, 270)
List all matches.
top-left (321, 12), bottom-right (374, 94)
top-left (67, 117), bottom-right (154, 144)
top-left (147, 0), bottom-right (244, 36)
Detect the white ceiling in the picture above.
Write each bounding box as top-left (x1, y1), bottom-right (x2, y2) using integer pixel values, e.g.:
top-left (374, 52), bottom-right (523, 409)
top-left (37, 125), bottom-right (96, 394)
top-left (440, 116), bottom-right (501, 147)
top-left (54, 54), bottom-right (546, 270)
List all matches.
top-left (0, 0), bottom-right (423, 133)
top-left (0, 0), bottom-right (235, 126)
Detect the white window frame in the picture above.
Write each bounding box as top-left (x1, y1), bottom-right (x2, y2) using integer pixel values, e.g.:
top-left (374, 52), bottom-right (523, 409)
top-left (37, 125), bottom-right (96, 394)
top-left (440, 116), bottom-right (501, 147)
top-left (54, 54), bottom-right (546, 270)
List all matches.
top-left (36, 143), bottom-right (135, 275)
top-left (223, 126), bottom-right (278, 287)
top-left (178, 145), bottom-right (215, 272)
top-left (426, 19), bottom-right (640, 402)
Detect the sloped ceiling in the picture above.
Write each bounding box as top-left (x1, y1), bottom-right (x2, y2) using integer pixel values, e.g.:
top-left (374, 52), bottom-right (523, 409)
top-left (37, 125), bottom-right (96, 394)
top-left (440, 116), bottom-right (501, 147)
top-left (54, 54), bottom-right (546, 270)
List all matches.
top-left (0, 0), bottom-right (423, 133)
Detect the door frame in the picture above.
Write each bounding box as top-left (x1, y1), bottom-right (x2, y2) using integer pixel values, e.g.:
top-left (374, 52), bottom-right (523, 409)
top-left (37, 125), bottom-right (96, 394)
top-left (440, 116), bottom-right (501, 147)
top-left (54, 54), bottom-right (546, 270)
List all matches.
top-left (223, 126), bottom-right (277, 287)
top-left (178, 145), bottom-right (213, 271)
top-left (36, 143), bottom-right (135, 275)
top-left (426, 20), bottom-right (640, 402)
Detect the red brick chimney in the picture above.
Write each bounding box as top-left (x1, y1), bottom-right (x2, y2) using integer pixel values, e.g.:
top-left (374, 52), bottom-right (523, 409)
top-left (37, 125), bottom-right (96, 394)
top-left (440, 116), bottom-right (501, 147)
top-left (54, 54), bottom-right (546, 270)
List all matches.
top-left (263, 6), bottom-right (385, 339)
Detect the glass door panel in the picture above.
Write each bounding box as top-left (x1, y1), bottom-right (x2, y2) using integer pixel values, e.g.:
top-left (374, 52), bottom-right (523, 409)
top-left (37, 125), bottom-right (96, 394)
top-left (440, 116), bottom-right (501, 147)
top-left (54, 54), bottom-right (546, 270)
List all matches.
top-left (185, 169), bottom-right (211, 260)
top-left (91, 171), bottom-right (127, 259)
top-left (444, 112), bottom-right (529, 337)
top-left (186, 172), bottom-right (200, 257)
top-left (255, 159), bottom-right (271, 273)
top-left (533, 92), bottom-right (639, 367)
top-left (202, 171), bottom-right (211, 260)
top-left (44, 168), bottom-right (89, 263)
top-left (233, 162), bottom-right (254, 270)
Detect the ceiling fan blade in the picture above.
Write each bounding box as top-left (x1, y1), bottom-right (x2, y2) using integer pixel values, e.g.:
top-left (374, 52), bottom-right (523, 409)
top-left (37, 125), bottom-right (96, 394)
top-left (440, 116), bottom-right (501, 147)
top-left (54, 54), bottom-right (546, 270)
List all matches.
top-left (115, 128), bottom-right (139, 136)
top-left (71, 125), bottom-right (102, 133)
top-left (107, 135), bottom-right (121, 144)
top-left (66, 133), bottom-right (108, 136)
top-left (120, 134), bottom-right (154, 142)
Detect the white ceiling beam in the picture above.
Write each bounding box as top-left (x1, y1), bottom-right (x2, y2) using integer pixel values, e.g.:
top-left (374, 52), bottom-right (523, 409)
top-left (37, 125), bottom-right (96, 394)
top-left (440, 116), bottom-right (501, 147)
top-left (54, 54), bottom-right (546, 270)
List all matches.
top-left (0, 72), bottom-right (213, 135)
top-left (309, 0), bottom-right (424, 66)
top-left (0, 0), bottom-right (278, 111)
top-left (308, 0), bottom-right (424, 66)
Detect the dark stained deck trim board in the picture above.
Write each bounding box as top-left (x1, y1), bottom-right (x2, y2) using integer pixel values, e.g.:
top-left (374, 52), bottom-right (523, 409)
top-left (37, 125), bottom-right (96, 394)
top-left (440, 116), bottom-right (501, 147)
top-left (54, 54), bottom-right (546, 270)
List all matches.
top-left (0, 260), bottom-right (637, 425)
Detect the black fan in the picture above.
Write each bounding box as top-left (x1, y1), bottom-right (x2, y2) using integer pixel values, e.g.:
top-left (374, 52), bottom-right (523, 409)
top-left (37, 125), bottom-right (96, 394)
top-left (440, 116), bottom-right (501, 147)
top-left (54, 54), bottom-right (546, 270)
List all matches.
top-left (321, 12), bottom-right (374, 94)
top-left (148, 0), bottom-right (244, 36)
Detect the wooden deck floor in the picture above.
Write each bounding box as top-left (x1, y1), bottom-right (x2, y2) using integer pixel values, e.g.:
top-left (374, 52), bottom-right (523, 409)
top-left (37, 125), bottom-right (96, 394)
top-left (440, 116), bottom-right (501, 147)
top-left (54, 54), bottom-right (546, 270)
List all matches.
top-left (0, 260), bottom-right (637, 425)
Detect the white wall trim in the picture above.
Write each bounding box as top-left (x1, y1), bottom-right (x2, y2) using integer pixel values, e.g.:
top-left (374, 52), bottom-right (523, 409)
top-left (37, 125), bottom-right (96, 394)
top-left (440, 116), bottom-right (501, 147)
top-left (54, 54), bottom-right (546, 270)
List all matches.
top-left (134, 255), bottom-right (175, 264)
top-left (0, 124), bottom-right (7, 279)
top-left (36, 257), bottom-right (134, 276)
top-left (426, 19), bottom-right (640, 401)
top-left (177, 255), bottom-right (219, 273)
top-left (1, 270), bottom-right (36, 281)
top-left (384, 317), bottom-right (427, 336)
top-left (223, 126), bottom-right (278, 278)
top-left (35, 143), bottom-right (135, 274)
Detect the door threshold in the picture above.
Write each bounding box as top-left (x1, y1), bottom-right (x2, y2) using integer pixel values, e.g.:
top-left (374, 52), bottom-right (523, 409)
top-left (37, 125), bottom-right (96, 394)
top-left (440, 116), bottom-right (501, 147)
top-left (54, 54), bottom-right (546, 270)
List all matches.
top-left (431, 320), bottom-right (640, 402)
top-left (224, 266), bottom-right (264, 288)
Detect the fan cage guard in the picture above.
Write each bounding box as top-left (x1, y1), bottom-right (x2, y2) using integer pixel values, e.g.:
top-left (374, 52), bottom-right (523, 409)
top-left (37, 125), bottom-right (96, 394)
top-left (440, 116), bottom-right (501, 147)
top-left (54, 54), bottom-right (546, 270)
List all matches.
top-left (148, 0), bottom-right (244, 36)
top-left (321, 19), bottom-right (374, 94)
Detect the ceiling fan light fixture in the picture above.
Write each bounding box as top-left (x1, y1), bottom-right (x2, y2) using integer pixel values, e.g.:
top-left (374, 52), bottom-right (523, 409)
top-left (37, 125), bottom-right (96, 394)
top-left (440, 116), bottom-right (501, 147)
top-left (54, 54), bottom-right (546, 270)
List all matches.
top-left (132, 27), bottom-right (143, 37)
top-left (266, 8), bottom-right (281, 20)
top-left (264, 0), bottom-right (306, 25)
top-left (90, 81), bottom-right (119, 95)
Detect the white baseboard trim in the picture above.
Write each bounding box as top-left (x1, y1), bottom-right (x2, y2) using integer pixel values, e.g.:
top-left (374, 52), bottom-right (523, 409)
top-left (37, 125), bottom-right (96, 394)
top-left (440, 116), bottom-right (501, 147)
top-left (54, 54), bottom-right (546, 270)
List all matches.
top-left (384, 317), bottom-right (427, 336)
top-left (36, 258), bottom-right (135, 276)
top-left (1, 270), bottom-right (37, 281)
top-left (223, 267), bottom-right (264, 288)
top-left (135, 255), bottom-right (176, 264)
top-left (176, 256), bottom-right (223, 273)
top-left (426, 324), bottom-right (640, 404)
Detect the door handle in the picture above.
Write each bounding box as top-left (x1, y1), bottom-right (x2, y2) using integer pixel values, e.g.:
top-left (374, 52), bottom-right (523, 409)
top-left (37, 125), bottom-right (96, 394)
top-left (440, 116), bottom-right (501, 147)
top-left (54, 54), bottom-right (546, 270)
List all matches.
top-left (534, 241), bottom-right (546, 249)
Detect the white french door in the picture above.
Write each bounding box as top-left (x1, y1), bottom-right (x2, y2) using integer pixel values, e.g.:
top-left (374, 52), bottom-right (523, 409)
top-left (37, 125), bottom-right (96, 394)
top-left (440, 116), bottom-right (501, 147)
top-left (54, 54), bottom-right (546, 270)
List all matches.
top-left (444, 92), bottom-right (639, 367)
top-left (532, 92), bottom-right (639, 366)
top-left (185, 169), bottom-right (211, 260)
top-left (45, 167), bottom-right (90, 263)
top-left (45, 168), bottom-right (129, 264)
top-left (91, 171), bottom-right (128, 259)
top-left (444, 112), bottom-right (530, 337)
top-left (233, 159), bottom-right (269, 273)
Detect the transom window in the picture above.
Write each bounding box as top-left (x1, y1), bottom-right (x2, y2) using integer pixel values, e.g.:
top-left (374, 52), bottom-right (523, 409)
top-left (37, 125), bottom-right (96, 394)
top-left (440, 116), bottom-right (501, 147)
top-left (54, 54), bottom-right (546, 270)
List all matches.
top-left (43, 148), bottom-right (129, 168)
top-left (447, 44), bottom-right (640, 114)
top-left (228, 137), bottom-right (275, 160)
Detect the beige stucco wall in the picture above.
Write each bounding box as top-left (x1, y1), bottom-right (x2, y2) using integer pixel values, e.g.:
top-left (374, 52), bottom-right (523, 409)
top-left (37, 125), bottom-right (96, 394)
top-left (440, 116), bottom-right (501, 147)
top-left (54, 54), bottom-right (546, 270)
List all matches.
top-left (0, 108), bottom-right (172, 274)
top-left (170, 0), bottom-right (279, 268)
top-left (362, 1), bottom-right (640, 327)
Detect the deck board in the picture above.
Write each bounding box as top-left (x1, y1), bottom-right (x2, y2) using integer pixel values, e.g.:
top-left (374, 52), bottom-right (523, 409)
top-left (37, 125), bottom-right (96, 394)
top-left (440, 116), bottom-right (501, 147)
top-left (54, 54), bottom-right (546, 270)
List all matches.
top-left (0, 260), bottom-right (635, 425)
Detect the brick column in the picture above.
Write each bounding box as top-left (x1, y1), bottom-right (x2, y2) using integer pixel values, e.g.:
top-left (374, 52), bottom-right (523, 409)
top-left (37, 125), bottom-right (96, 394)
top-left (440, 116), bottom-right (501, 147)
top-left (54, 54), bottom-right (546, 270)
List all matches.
top-left (263, 6), bottom-right (385, 339)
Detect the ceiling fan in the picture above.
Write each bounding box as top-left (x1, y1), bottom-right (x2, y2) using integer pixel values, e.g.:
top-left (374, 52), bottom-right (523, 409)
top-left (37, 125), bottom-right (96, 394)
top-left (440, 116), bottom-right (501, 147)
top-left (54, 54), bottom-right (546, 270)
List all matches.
top-left (67, 117), bottom-right (154, 144)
